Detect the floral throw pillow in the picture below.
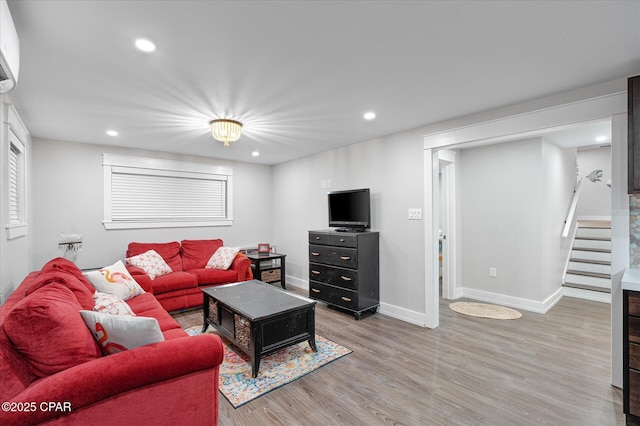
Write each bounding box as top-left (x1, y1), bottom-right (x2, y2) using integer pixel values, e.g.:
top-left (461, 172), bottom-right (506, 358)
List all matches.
top-left (80, 310), bottom-right (164, 355)
top-left (126, 249), bottom-right (173, 280)
top-left (84, 260), bottom-right (145, 301)
top-left (93, 292), bottom-right (135, 316)
top-left (206, 247), bottom-right (240, 270)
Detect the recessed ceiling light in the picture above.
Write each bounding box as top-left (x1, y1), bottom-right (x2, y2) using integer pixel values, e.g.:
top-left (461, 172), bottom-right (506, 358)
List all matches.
top-left (595, 135), bottom-right (607, 142)
top-left (251, 151), bottom-right (260, 157)
top-left (364, 112), bottom-right (376, 120)
top-left (135, 38), bottom-right (156, 52)
top-left (106, 130), bottom-right (118, 137)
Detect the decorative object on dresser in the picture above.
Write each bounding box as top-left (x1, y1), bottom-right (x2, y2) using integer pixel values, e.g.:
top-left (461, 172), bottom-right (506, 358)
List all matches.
top-left (308, 229), bottom-right (379, 320)
top-left (258, 243), bottom-right (271, 253)
top-left (246, 252), bottom-right (286, 289)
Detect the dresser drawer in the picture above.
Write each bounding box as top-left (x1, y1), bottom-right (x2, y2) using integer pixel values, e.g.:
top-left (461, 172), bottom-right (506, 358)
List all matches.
top-left (631, 292), bottom-right (640, 316)
top-left (631, 317), bottom-right (640, 344)
top-left (309, 282), bottom-right (358, 311)
top-left (309, 232), bottom-right (331, 245)
top-left (631, 343), bottom-right (640, 370)
top-left (309, 245), bottom-right (357, 269)
top-left (331, 234), bottom-right (357, 248)
top-left (631, 369), bottom-right (640, 416)
top-left (309, 263), bottom-right (357, 290)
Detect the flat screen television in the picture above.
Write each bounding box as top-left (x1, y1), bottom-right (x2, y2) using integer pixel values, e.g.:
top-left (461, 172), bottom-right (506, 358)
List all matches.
top-left (328, 188), bottom-right (370, 232)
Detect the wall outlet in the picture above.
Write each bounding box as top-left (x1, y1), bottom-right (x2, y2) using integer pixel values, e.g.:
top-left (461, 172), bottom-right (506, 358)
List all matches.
top-left (489, 267), bottom-right (497, 278)
top-left (408, 208), bottom-right (423, 220)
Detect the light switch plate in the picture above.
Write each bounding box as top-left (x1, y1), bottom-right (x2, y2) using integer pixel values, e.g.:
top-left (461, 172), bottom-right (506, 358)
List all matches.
top-left (408, 208), bottom-right (422, 220)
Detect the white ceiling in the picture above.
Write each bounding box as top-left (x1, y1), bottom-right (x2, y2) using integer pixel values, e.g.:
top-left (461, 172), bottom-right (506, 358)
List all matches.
top-left (5, 1), bottom-right (640, 165)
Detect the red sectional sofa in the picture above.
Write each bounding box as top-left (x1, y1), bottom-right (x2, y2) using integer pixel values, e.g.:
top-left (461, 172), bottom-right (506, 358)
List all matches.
top-left (125, 239), bottom-right (252, 312)
top-left (0, 258), bottom-right (223, 426)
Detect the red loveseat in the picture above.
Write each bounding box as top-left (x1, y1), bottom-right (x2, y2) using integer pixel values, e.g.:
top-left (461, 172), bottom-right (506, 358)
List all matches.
top-left (125, 239), bottom-right (252, 312)
top-left (0, 258), bottom-right (223, 426)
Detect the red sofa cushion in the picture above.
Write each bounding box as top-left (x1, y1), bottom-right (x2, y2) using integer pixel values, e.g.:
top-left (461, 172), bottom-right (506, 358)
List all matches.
top-left (26, 269), bottom-right (95, 310)
top-left (181, 239), bottom-right (223, 270)
top-left (4, 284), bottom-right (102, 378)
top-left (150, 271), bottom-right (198, 294)
top-left (126, 293), bottom-right (185, 334)
top-left (127, 242), bottom-right (182, 272)
top-left (188, 267), bottom-right (238, 285)
top-left (40, 257), bottom-right (95, 294)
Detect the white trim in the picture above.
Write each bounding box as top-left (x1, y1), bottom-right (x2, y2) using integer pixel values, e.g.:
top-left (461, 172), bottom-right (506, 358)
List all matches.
top-left (379, 301), bottom-right (431, 327)
top-left (423, 92), bottom-right (626, 149)
top-left (458, 286), bottom-right (564, 314)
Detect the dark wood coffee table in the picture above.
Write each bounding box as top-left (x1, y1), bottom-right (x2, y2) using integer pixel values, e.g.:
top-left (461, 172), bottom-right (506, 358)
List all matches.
top-left (202, 280), bottom-right (317, 377)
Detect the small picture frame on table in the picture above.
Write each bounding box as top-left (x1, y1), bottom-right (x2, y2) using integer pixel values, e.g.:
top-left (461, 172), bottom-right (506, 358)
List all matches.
top-left (258, 243), bottom-right (271, 254)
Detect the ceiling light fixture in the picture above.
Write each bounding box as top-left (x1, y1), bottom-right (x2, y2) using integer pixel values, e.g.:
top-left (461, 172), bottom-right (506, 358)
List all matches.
top-left (106, 130), bottom-right (118, 137)
top-left (135, 38), bottom-right (156, 52)
top-left (595, 135), bottom-right (607, 142)
top-left (251, 151), bottom-right (260, 157)
top-left (210, 119), bottom-right (243, 147)
top-left (364, 112), bottom-right (376, 120)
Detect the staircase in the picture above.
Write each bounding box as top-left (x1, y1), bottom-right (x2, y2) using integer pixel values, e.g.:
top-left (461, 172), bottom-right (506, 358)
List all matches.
top-left (563, 220), bottom-right (611, 294)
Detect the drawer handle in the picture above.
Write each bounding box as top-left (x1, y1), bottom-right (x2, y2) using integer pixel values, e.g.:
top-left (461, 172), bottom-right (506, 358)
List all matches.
top-left (311, 288), bottom-right (321, 293)
top-left (340, 238), bottom-right (345, 242)
top-left (315, 236), bottom-right (321, 240)
top-left (340, 256), bottom-right (351, 261)
top-left (341, 297), bottom-right (352, 302)
top-left (311, 270), bottom-right (321, 275)
top-left (341, 276), bottom-right (352, 281)
top-left (311, 252), bottom-right (320, 256)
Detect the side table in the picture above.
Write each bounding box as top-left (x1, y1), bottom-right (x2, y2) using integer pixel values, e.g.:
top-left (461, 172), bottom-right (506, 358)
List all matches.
top-left (246, 252), bottom-right (286, 289)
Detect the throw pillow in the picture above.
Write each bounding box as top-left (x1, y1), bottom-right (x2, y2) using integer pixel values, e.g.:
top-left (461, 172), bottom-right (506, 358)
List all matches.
top-left (126, 249), bottom-right (173, 280)
top-left (93, 292), bottom-right (135, 316)
top-left (79, 310), bottom-right (164, 355)
top-left (84, 260), bottom-right (145, 301)
top-left (4, 284), bottom-right (102, 378)
top-left (205, 247), bottom-right (240, 270)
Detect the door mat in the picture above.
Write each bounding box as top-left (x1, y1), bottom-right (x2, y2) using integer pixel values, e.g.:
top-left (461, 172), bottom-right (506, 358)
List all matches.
top-left (449, 302), bottom-right (522, 320)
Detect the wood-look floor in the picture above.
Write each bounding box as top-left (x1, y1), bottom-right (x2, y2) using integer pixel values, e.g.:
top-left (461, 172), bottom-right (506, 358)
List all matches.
top-left (173, 288), bottom-right (623, 426)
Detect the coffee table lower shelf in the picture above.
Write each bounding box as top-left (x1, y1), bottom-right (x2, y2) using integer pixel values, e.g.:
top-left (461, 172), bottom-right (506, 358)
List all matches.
top-left (202, 282), bottom-right (317, 377)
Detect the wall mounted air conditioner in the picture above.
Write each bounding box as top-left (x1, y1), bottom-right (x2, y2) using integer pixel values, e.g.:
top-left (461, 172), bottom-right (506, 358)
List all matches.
top-left (0, 0), bottom-right (20, 93)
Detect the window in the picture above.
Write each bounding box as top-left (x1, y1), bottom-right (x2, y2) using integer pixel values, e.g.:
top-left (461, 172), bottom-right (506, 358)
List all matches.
top-left (103, 154), bottom-right (233, 229)
top-left (6, 127), bottom-right (27, 239)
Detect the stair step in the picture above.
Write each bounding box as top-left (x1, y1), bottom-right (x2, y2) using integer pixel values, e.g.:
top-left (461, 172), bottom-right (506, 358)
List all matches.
top-left (566, 270), bottom-right (610, 279)
top-left (574, 236), bottom-right (611, 242)
top-left (569, 258), bottom-right (611, 265)
top-left (576, 228), bottom-right (612, 239)
top-left (563, 282), bottom-right (612, 293)
top-left (571, 247), bottom-right (611, 253)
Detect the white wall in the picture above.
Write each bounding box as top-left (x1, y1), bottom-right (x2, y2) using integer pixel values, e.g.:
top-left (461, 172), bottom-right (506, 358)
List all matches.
top-left (30, 138), bottom-right (273, 270)
top-left (576, 146), bottom-right (612, 218)
top-left (0, 96), bottom-right (33, 303)
top-left (457, 137), bottom-right (576, 310)
top-left (272, 129), bottom-right (426, 324)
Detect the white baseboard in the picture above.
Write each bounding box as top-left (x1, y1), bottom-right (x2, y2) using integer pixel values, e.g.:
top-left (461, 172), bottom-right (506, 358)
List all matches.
top-left (563, 286), bottom-right (611, 303)
top-left (456, 287), bottom-right (564, 314)
top-left (287, 278), bottom-right (432, 328)
top-left (379, 302), bottom-right (433, 328)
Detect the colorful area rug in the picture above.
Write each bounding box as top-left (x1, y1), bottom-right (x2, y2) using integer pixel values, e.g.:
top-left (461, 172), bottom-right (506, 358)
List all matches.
top-left (449, 301), bottom-right (522, 320)
top-left (185, 326), bottom-right (351, 408)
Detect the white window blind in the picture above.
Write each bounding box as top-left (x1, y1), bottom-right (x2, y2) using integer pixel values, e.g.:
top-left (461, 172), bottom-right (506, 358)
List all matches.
top-left (103, 154), bottom-right (233, 229)
top-left (8, 144), bottom-right (19, 224)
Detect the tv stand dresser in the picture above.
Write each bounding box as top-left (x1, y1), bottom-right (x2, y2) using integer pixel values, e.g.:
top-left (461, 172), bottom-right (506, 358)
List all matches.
top-left (308, 230), bottom-right (379, 320)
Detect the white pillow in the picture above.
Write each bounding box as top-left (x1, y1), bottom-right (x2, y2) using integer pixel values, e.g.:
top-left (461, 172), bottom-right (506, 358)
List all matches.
top-left (79, 310), bottom-right (164, 355)
top-left (206, 247), bottom-right (240, 270)
top-left (126, 249), bottom-right (173, 280)
top-left (93, 292), bottom-right (135, 316)
top-left (84, 260), bottom-right (145, 301)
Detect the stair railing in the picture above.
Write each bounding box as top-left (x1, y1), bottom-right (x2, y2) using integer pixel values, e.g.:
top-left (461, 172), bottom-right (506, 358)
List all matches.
top-left (562, 178), bottom-right (583, 238)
